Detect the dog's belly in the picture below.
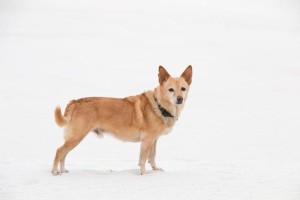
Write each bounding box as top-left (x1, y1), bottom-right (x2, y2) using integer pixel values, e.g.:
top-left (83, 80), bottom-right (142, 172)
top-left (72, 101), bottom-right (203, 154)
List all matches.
top-left (93, 128), bottom-right (141, 142)
top-left (110, 131), bottom-right (141, 142)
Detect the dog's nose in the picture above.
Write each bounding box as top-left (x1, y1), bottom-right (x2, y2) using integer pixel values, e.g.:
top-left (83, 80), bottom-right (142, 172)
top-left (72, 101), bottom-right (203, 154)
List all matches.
top-left (176, 96), bottom-right (183, 104)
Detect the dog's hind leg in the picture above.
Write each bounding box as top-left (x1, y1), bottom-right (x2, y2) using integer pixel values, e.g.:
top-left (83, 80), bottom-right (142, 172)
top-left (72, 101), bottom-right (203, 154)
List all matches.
top-left (52, 144), bottom-right (65, 175)
top-left (52, 129), bottom-right (89, 175)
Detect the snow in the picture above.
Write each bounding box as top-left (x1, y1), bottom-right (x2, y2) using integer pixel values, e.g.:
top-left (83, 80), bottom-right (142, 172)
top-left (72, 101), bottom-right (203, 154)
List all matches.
top-left (1, 0), bottom-right (300, 199)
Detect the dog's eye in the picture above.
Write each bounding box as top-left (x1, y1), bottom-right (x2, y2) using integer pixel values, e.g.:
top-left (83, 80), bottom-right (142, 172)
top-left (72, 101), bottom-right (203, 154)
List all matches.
top-left (181, 87), bottom-right (186, 91)
top-left (168, 88), bottom-right (174, 92)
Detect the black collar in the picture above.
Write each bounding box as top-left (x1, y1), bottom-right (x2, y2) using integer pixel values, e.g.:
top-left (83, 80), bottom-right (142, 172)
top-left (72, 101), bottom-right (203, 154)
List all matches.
top-left (154, 98), bottom-right (174, 118)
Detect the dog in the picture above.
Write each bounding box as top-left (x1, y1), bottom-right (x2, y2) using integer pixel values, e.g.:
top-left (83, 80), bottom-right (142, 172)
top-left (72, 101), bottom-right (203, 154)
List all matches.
top-left (52, 65), bottom-right (192, 175)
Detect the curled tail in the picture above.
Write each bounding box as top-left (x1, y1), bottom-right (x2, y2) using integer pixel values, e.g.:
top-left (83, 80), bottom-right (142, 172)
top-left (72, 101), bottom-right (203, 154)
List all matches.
top-left (55, 100), bottom-right (78, 127)
top-left (55, 106), bottom-right (68, 127)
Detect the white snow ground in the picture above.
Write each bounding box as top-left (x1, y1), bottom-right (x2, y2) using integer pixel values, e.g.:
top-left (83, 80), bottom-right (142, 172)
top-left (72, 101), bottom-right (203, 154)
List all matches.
top-left (1, 0), bottom-right (300, 199)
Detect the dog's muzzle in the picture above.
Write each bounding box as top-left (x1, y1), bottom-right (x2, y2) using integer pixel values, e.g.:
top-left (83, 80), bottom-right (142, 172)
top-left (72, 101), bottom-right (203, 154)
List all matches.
top-left (176, 96), bottom-right (183, 104)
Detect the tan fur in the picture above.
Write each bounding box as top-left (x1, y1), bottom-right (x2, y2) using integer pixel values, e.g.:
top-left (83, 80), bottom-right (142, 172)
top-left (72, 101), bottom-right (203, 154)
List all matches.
top-left (52, 65), bottom-right (192, 175)
top-left (54, 107), bottom-right (67, 127)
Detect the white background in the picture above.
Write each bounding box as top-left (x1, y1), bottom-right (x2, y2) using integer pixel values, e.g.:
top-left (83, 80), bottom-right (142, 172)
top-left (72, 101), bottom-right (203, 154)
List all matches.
top-left (1, 0), bottom-right (300, 199)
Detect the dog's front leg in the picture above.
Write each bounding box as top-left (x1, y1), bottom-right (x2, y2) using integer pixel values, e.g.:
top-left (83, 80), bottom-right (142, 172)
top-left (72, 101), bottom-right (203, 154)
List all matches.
top-left (139, 139), bottom-right (154, 175)
top-left (148, 139), bottom-right (164, 171)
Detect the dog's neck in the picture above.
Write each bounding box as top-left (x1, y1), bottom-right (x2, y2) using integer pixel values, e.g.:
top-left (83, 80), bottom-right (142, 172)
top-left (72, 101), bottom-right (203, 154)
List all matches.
top-left (144, 90), bottom-right (180, 125)
top-left (154, 98), bottom-right (174, 118)
top-left (152, 89), bottom-right (182, 120)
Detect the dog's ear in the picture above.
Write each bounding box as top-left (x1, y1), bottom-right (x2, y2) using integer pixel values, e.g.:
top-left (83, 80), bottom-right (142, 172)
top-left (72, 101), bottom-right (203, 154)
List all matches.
top-left (181, 65), bottom-right (193, 85)
top-left (158, 65), bottom-right (170, 85)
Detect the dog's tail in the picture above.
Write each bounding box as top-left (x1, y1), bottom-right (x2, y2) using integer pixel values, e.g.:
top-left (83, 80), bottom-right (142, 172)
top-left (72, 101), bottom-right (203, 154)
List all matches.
top-left (55, 106), bottom-right (68, 127)
top-left (55, 100), bottom-right (78, 127)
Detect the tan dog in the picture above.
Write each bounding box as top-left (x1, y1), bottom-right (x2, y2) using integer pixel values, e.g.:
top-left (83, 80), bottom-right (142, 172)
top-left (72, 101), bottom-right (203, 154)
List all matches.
top-left (52, 65), bottom-right (192, 175)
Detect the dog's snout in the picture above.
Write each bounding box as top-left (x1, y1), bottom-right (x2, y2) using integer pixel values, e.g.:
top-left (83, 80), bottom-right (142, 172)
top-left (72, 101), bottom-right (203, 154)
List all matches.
top-left (176, 96), bottom-right (183, 104)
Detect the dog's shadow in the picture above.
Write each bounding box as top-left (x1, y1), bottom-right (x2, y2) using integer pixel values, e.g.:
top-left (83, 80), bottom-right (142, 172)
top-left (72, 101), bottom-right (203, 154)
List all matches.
top-left (67, 168), bottom-right (162, 177)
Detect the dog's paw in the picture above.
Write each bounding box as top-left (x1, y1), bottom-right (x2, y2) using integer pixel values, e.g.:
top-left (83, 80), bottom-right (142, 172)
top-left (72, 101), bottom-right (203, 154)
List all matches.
top-left (61, 169), bottom-right (69, 173)
top-left (51, 170), bottom-right (61, 176)
top-left (152, 167), bottom-right (164, 172)
top-left (140, 166), bottom-right (146, 175)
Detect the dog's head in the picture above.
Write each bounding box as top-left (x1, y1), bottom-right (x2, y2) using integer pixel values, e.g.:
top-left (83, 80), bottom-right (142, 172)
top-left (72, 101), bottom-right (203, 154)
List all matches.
top-left (157, 65), bottom-right (192, 106)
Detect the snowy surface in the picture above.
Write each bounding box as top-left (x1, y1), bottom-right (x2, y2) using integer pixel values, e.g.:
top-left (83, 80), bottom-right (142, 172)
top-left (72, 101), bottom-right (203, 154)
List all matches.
top-left (1, 0), bottom-right (300, 199)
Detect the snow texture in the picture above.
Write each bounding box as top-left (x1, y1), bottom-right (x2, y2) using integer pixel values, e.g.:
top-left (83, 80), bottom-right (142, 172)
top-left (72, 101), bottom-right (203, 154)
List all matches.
top-left (1, 0), bottom-right (300, 199)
